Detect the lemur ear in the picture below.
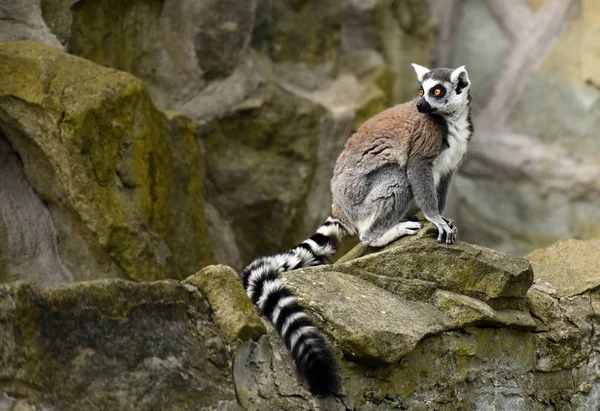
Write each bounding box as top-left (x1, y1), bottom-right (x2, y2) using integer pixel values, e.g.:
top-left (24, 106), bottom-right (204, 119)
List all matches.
top-left (451, 66), bottom-right (470, 94)
top-left (411, 63), bottom-right (430, 82)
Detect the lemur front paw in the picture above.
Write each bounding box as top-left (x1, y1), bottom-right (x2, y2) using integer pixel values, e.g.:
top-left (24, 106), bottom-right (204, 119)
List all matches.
top-left (442, 217), bottom-right (458, 235)
top-left (427, 216), bottom-right (456, 244)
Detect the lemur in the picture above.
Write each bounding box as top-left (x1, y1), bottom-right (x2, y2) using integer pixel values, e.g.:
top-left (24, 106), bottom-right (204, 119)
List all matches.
top-left (240, 64), bottom-right (473, 395)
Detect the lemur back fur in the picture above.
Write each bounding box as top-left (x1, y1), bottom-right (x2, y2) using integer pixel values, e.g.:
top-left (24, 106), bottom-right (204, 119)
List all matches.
top-left (240, 64), bottom-right (473, 395)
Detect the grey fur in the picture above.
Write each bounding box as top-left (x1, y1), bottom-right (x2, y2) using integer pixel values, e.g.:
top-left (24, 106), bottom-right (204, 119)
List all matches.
top-left (436, 173), bottom-right (452, 214)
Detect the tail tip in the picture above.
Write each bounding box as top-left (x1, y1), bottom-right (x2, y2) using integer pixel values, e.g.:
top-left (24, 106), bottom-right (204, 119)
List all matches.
top-left (303, 357), bottom-right (342, 396)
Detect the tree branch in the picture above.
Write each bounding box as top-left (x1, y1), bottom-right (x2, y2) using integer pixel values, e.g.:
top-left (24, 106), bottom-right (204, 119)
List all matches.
top-left (477, 0), bottom-right (579, 129)
top-left (426, 0), bottom-right (464, 67)
top-left (463, 130), bottom-right (600, 199)
top-left (483, 0), bottom-right (533, 41)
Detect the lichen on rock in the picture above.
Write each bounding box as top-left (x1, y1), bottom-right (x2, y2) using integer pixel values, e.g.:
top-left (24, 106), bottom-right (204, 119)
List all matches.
top-left (0, 41), bottom-right (215, 284)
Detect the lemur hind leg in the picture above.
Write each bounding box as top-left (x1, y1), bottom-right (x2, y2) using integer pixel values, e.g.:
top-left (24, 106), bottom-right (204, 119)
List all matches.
top-left (355, 165), bottom-right (422, 247)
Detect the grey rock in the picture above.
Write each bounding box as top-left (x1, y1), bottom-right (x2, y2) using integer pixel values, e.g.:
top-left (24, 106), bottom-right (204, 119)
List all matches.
top-left (0, 0), bottom-right (63, 50)
top-left (0, 280), bottom-right (236, 410)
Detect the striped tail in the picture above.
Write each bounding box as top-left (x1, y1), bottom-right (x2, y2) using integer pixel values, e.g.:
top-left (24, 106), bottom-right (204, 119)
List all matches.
top-left (240, 217), bottom-right (348, 395)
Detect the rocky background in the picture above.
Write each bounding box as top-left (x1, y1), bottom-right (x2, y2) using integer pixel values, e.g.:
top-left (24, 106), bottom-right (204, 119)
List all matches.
top-left (0, 0), bottom-right (599, 410)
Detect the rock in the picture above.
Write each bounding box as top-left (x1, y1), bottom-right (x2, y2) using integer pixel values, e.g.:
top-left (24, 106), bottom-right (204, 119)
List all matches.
top-left (286, 269), bottom-right (456, 365)
top-left (340, 0), bottom-right (435, 103)
top-left (40, 0), bottom-right (78, 45)
top-left (0, 279), bottom-right (236, 410)
top-left (526, 238), bottom-right (600, 298)
top-left (193, 0), bottom-right (255, 80)
top-left (253, 0), bottom-right (342, 67)
top-left (0, 136), bottom-right (73, 285)
top-left (2, 235), bottom-right (600, 409)
top-left (335, 223), bottom-right (533, 303)
top-left (183, 265), bottom-right (265, 343)
top-left (66, 0), bottom-right (215, 109)
top-left (433, 289), bottom-right (537, 329)
top-left (526, 239), bottom-right (600, 379)
top-left (282, 230), bottom-right (535, 367)
top-left (13, 1), bottom-right (435, 269)
top-left (525, 238), bottom-right (600, 408)
top-left (235, 236), bottom-right (600, 409)
top-left (201, 63), bottom-right (325, 265)
top-left (0, 41), bottom-right (214, 284)
top-left (0, 0), bottom-right (64, 50)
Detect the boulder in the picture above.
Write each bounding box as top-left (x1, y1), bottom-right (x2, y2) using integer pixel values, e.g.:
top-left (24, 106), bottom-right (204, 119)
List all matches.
top-left (0, 41), bottom-right (214, 285)
top-left (235, 235), bottom-right (600, 410)
top-left (0, 279), bottom-right (237, 410)
top-left (525, 238), bottom-right (600, 409)
top-left (526, 238), bottom-right (600, 298)
top-left (183, 265), bottom-right (265, 343)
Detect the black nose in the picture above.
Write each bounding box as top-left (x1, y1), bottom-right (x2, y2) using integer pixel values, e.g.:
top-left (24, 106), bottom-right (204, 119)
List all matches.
top-left (417, 98), bottom-right (432, 113)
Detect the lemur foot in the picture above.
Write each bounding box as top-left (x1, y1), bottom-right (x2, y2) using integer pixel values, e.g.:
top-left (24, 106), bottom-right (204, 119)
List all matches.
top-left (367, 221), bottom-right (423, 247)
top-left (400, 220), bottom-right (424, 230)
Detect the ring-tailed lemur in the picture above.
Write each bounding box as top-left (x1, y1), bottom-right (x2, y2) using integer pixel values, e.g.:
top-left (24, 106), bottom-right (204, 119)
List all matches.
top-left (240, 64), bottom-right (473, 395)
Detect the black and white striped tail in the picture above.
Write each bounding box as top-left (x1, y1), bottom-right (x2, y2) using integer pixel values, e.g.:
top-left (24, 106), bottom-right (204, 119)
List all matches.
top-left (240, 217), bottom-right (347, 395)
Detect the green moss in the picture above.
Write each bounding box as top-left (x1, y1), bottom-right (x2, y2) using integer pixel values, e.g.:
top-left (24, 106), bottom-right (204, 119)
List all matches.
top-left (337, 327), bottom-right (535, 408)
top-left (184, 265), bottom-right (265, 343)
top-left (259, 0), bottom-right (341, 66)
top-left (334, 226), bottom-right (533, 301)
top-left (69, 0), bottom-right (164, 85)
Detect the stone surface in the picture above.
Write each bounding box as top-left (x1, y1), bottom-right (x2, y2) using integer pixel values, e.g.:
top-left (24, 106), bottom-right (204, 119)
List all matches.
top-left (0, 41), bottom-right (214, 284)
top-left (183, 265), bottom-right (265, 343)
top-left (286, 269), bottom-right (456, 365)
top-left (335, 223), bottom-right (533, 303)
top-left (253, 0), bottom-right (341, 67)
top-left (235, 237), bottom-right (600, 410)
top-left (526, 238), bottom-right (600, 298)
top-left (0, 279), bottom-right (236, 410)
top-left (0, 0), bottom-right (64, 50)
top-left (340, 0), bottom-right (436, 104)
top-left (0, 136), bottom-right (72, 285)
top-left (202, 63), bottom-right (325, 264)
top-left (1, 236), bottom-right (599, 409)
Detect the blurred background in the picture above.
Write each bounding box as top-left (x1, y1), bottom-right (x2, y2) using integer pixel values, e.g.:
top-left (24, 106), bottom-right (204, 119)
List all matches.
top-left (0, 0), bottom-right (598, 277)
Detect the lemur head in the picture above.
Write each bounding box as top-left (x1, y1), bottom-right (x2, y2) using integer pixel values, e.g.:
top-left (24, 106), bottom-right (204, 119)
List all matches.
top-left (411, 64), bottom-right (471, 116)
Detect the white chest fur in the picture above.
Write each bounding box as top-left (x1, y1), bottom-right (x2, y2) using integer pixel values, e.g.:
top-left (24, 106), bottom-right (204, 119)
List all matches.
top-left (433, 111), bottom-right (471, 186)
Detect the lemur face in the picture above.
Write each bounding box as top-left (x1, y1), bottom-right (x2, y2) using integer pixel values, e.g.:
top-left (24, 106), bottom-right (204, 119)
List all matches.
top-left (411, 64), bottom-right (470, 116)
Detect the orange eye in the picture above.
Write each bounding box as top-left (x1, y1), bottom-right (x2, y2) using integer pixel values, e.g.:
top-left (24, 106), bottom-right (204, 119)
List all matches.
top-left (434, 89), bottom-right (441, 96)
top-left (419, 90), bottom-right (424, 97)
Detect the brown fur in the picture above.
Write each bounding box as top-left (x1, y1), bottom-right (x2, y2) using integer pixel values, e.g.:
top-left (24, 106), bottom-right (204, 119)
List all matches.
top-left (335, 98), bottom-right (445, 176)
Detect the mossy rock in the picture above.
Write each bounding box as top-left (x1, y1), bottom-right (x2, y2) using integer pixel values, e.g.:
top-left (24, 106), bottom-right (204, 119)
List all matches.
top-left (184, 265), bottom-right (266, 343)
top-left (336, 223), bottom-right (534, 303)
top-left (0, 41), bottom-right (215, 283)
top-left (204, 81), bottom-right (324, 264)
top-left (252, 0), bottom-right (341, 66)
top-left (0, 279), bottom-right (236, 410)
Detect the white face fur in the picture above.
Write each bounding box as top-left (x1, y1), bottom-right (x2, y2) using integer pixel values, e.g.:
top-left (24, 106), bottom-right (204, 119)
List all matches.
top-left (411, 64), bottom-right (471, 117)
